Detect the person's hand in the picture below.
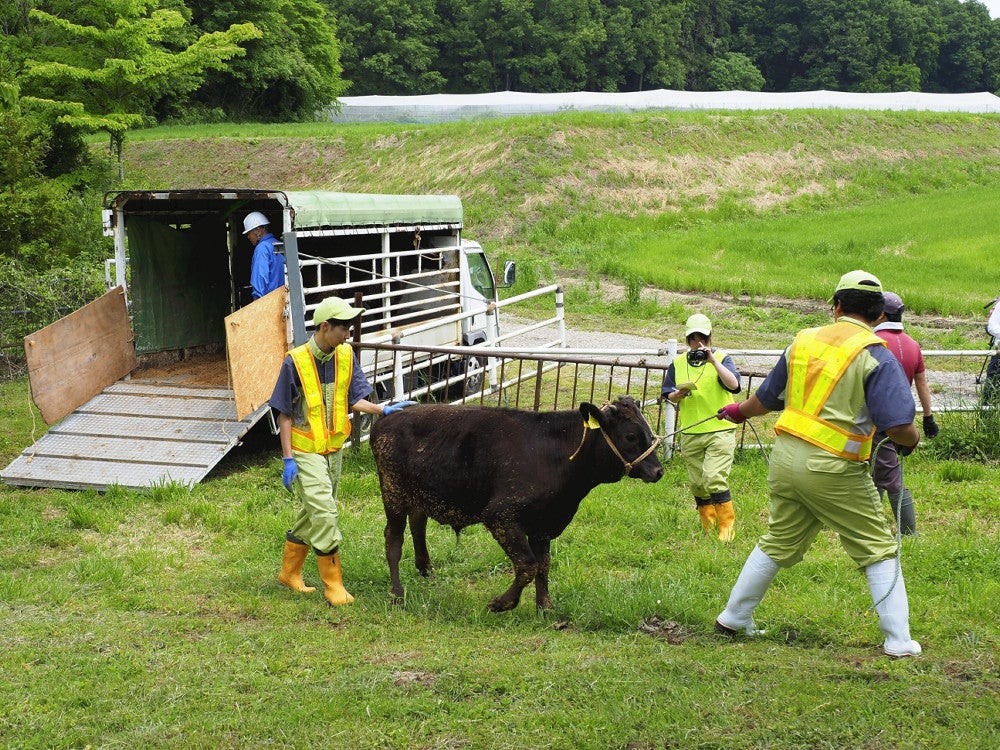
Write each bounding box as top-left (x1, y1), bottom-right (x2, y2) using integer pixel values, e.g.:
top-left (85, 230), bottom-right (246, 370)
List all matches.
top-left (717, 403), bottom-right (747, 424)
top-left (894, 441), bottom-right (917, 457)
top-left (282, 457), bottom-right (298, 489)
top-left (674, 389), bottom-right (691, 400)
top-left (922, 415), bottom-right (939, 439)
top-left (383, 400), bottom-right (417, 416)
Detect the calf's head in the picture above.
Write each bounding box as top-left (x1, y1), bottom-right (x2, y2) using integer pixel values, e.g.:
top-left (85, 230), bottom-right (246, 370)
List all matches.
top-left (579, 396), bottom-right (664, 483)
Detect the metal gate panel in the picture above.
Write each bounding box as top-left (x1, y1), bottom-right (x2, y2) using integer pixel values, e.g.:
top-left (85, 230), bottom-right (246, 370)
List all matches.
top-left (19, 433), bottom-right (226, 467)
top-left (77, 393), bottom-right (238, 420)
top-left (1, 382), bottom-right (267, 491)
top-left (53, 413), bottom-right (238, 444)
top-left (0, 456), bottom-right (209, 491)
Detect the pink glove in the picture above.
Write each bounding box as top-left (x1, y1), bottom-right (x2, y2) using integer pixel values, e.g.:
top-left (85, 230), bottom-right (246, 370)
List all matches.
top-left (717, 403), bottom-right (747, 424)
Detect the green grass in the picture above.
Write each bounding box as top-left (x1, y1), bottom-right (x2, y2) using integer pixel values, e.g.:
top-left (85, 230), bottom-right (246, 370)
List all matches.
top-left (1, 376), bottom-right (998, 748)
top-left (553, 186), bottom-right (1000, 317)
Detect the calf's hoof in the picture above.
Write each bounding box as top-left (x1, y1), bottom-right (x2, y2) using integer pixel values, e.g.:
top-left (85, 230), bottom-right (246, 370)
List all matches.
top-left (488, 595), bottom-right (518, 612)
top-left (390, 587), bottom-right (405, 606)
top-left (536, 595), bottom-right (554, 611)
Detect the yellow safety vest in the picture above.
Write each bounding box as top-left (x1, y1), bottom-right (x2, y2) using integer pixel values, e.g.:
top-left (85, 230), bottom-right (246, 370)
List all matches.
top-left (774, 321), bottom-right (886, 461)
top-left (288, 343), bottom-right (353, 455)
top-left (672, 350), bottom-right (738, 434)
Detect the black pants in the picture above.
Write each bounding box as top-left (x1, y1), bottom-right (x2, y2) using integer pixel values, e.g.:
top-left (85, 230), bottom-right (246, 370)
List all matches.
top-left (983, 355), bottom-right (1000, 405)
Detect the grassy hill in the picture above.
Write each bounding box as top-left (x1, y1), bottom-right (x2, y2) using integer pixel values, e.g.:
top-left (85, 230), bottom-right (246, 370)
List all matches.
top-left (120, 110), bottom-right (1000, 346)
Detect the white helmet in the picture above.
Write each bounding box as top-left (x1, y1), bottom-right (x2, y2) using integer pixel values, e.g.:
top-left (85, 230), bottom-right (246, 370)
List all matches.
top-left (242, 211), bottom-right (269, 234)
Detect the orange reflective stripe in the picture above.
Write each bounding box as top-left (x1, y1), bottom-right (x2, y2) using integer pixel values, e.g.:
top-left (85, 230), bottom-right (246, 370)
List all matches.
top-left (327, 345), bottom-right (353, 446)
top-left (775, 322), bottom-right (886, 461)
top-left (289, 343), bottom-right (353, 455)
top-left (776, 408), bottom-right (873, 461)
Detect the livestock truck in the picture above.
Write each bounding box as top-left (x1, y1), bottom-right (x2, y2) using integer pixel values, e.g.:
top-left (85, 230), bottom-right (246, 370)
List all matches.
top-left (2, 189), bottom-right (517, 490)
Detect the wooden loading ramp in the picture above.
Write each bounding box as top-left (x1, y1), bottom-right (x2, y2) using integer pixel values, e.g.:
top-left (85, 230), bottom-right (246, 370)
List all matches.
top-left (1, 381), bottom-right (268, 491)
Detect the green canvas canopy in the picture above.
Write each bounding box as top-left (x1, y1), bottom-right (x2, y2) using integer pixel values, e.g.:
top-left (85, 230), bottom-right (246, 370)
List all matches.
top-left (285, 191), bottom-right (463, 229)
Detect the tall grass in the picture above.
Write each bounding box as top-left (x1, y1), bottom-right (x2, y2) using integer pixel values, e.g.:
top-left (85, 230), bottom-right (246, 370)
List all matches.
top-left (550, 186), bottom-right (1000, 316)
top-left (120, 110), bottom-right (1000, 319)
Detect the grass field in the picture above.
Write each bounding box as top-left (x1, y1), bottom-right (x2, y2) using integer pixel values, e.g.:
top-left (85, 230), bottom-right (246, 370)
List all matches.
top-left (4, 109), bottom-right (996, 747)
top-left (1, 377), bottom-right (998, 748)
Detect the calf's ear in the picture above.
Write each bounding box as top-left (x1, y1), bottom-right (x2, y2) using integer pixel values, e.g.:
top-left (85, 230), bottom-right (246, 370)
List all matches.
top-left (579, 402), bottom-right (604, 428)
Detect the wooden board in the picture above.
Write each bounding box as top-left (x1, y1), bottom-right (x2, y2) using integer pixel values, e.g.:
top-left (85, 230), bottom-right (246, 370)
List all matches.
top-left (25, 287), bottom-right (136, 424)
top-left (225, 287), bottom-right (289, 421)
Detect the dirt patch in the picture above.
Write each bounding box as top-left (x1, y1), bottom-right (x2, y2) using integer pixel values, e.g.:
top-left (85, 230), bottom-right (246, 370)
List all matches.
top-left (638, 616), bottom-right (689, 644)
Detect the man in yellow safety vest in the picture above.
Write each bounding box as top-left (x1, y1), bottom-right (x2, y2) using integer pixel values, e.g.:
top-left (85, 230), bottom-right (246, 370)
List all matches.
top-left (268, 296), bottom-right (415, 606)
top-left (714, 270), bottom-right (922, 657)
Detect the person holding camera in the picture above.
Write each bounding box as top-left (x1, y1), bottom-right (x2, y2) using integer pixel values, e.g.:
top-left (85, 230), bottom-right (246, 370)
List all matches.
top-left (983, 290), bottom-right (1000, 405)
top-left (661, 313), bottom-right (742, 541)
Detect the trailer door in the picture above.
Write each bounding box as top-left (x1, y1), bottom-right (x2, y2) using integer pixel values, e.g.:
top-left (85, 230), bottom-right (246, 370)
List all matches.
top-left (225, 286), bottom-right (290, 420)
top-left (25, 286), bottom-right (136, 424)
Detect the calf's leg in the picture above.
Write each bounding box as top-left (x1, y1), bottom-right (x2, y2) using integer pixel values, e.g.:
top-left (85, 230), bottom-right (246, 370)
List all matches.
top-left (383, 504), bottom-right (408, 603)
top-left (409, 510), bottom-right (433, 577)
top-left (485, 521), bottom-right (536, 612)
top-left (528, 537), bottom-right (553, 610)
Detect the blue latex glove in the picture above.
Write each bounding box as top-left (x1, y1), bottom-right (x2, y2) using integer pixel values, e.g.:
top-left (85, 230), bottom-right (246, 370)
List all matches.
top-left (383, 400), bottom-right (417, 416)
top-left (282, 457), bottom-right (298, 489)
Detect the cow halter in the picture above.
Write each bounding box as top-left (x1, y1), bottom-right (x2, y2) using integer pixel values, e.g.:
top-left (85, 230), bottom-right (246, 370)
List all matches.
top-left (568, 406), bottom-right (662, 475)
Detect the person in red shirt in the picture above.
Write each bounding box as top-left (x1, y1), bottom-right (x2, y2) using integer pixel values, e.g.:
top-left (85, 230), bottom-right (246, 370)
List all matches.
top-left (872, 292), bottom-right (938, 535)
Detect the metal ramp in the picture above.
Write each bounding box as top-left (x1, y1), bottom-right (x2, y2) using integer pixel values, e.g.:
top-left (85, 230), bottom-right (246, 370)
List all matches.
top-left (1, 380), bottom-right (268, 491)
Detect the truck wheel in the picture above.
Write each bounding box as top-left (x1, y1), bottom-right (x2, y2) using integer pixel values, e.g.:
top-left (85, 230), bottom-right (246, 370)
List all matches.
top-left (463, 355), bottom-right (484, 396)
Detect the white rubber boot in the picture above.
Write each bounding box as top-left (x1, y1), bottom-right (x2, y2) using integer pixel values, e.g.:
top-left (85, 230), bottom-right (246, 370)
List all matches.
top-left (716, 546), bottom-right (780, 635)
top-left (866, 558), bottom-right (921, 657)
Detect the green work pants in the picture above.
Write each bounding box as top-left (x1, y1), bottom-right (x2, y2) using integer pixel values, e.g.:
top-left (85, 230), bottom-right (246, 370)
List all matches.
top-left (758, 435), bottom-right (896, 569)
top-left (289, 449), bottom-right (344, 555)
top-left (679, 429), bottom-right (736, 499)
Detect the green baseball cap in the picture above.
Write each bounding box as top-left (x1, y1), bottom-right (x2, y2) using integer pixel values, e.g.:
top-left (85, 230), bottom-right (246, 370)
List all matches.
top-left (829, 269), bottom-right (882, 302)
top-left (312, 296), bottom-right (364, 326)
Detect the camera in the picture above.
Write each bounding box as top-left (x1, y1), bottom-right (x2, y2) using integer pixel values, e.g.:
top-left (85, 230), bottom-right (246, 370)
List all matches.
top-left (686, 348), bottom-right (709, 366)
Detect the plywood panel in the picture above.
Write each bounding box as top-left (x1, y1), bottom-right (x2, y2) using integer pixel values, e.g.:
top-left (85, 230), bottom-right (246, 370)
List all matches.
top-left (25, 287), bottom-right (136, 424)
top-left (226, 286), bottom-right (289, 420)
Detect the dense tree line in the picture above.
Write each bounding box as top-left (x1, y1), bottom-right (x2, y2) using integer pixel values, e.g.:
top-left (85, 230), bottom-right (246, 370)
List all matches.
top-left (327, 0), bottom-right (1000, 96)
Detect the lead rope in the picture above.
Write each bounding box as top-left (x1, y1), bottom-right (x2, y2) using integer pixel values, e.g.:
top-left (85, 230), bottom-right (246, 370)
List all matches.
top-left (567, 403), bottom-right (662, 475)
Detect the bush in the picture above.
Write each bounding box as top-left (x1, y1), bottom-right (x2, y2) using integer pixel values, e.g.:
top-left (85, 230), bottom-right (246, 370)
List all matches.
top-left (924, 408), bottom-right (1000, 462)
top-left (707, 53), bottom-right (766, 92)
top-left (0, 258), bottom-right (106, 377)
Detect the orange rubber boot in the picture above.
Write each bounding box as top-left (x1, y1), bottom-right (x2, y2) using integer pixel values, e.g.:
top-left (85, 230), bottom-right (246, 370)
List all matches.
top-left (697, 503), bottom-right (718, 533)
top-left (716, 501), bottom-right (736, 543)
top-left (277, 539), bottom-right (316, 593)
top-left (317, 550), bottom-right (355, 606)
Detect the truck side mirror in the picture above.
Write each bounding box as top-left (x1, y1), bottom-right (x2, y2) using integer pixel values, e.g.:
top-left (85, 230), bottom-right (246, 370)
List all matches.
top-left (502, 260), bottom-right (516, 288)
